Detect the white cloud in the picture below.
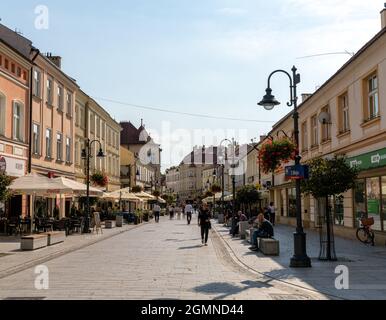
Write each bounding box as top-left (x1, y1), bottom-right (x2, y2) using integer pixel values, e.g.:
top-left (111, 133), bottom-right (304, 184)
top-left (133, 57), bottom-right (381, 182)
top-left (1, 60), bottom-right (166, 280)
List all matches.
top-left (216, 7), bottom-right (248, 16)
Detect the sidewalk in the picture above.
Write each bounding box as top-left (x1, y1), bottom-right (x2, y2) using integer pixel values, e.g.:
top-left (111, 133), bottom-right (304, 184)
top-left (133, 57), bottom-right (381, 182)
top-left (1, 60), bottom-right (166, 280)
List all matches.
top-left (212, 221), bottom-right (386, 300)
top-left (0, 222), bottom-right (145, 279)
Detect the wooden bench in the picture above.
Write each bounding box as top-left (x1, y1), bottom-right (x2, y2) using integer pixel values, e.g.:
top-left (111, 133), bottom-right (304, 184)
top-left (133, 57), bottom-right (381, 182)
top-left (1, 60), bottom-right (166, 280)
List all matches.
top-left (20, 234), bottom-right (48, 251)
top-left (259, 238), bottom-right (280, 256)
top-left (46, 231), bottom-right (66, 246)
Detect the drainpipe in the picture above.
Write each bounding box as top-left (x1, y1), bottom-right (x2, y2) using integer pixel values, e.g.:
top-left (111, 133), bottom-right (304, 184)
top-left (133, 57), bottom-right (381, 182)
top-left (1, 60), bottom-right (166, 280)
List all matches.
top-left (28, 49), bottom-right (40, 173)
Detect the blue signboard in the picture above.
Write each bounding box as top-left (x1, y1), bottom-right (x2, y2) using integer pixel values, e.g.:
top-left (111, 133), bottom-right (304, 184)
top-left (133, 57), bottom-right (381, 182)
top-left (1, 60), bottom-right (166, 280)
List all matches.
top-left (285, 165), bottom-right (309, 180)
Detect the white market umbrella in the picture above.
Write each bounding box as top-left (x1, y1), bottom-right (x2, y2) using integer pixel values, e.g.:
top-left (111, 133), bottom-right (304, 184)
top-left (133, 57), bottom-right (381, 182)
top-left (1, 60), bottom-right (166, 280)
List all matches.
top-left (54, 177), bottom-right (103, 197)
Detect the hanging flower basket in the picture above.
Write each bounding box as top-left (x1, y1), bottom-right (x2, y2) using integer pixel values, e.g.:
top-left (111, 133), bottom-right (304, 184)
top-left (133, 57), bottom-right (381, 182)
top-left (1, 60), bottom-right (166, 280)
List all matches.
top-left (259, 138), bottom-right (297, 174)
top-left (131, 185), bottom-right (142, 193)
top-left (210, 184), bottom-right (222, 193)
top-left (91, 171), bottom-right (108, 187)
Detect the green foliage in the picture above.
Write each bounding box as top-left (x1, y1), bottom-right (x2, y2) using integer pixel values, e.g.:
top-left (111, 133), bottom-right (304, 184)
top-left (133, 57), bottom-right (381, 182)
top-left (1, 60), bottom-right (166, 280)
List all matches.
top-left (259, 138), bottom-right (296, 174)
top-left (237, 185), bottom-right (261, 205)
top-left (301, 155), bottom-right (358, 198)
top-left (204, 190), bottom-right (214, 198)
top-left (0, 173), bottom-right (12, 202)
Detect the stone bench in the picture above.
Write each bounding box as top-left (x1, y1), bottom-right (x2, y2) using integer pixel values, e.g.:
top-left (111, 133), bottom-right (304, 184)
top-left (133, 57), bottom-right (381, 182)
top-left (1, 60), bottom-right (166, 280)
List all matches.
top-left (20, 234), bottom-right (48, 251)
top-left (259, 238), bottom-right (280, 256)
top-left (46, 231), bottom-right (66, 246)
top-left (239, 221), bottom-right (251, 239)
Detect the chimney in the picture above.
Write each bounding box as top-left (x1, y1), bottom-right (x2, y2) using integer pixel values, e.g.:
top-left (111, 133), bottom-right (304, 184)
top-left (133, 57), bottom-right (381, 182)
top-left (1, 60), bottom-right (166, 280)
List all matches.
top-left (46, 52), bottom-right (62, 69)
top-left (302, 93), bottom-right (312, 102)
top-left (260, 135), bottom-right (267, 142)
top-left (381, 3), bottom-right (386, 29)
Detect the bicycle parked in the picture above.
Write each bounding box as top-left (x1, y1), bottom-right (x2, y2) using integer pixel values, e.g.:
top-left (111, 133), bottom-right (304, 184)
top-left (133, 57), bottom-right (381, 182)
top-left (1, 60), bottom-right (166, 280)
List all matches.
top-left (356, 214), bottom-right (375, 246)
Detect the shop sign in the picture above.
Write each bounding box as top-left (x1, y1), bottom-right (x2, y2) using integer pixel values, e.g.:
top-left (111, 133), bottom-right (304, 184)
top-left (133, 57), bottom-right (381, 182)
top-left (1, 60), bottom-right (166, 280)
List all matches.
top-left (1, 156), bottom-right (25, 177)
top-left (285, 164), bottom-right (309, 180)
top-left (347, 148), bottom-right (386, 171)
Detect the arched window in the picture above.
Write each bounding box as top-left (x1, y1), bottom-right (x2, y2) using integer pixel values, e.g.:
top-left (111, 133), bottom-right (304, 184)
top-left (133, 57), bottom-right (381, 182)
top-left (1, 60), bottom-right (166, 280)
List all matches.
top-left (0, 92), bottom-right (6, 136)
top-left (13, 101), bottom-right (24, 141)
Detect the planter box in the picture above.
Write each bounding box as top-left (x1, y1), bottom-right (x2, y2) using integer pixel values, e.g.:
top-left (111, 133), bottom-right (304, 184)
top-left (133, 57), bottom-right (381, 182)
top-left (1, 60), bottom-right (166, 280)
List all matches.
top-left (21, 234), bottom-right (48, 251)
top-left (116, 216), bottom-right (123, 227)
top-left (105, 220), bottom-right (115, 229)
top-left (217, 214), bottom-right (224, 224)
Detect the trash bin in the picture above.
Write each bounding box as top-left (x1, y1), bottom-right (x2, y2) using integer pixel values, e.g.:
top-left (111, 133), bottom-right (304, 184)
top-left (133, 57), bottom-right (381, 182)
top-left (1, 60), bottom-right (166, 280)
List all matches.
top-left (116, 214), bottom-right (123, 227)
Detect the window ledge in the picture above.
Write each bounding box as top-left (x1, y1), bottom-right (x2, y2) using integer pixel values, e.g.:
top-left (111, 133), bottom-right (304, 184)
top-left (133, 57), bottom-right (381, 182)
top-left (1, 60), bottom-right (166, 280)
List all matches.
top-left (65, 161), bottom-right (73, 166)
top-left (361, 116), bottom-right (380, 128)
top-left (57, 108), bottom-right (64, 114)
top-left (32, 95), bottom-right (42, 102)
top-left (321, 138), bottom-right (332, 145)
top-left (337, 130), bottom-right (350, 138)
top-left (310, 144), bottom-right (319, 151)
top-left (56, 160), bottom-right (64, 164)
top-left (45, 156), bottom-right (53, 162)
top-left (46, 102), bottom-right (54, 108)
top-left (32, 153), bottom-right (41, 159)
top-left (301, 148), bottom-right (308, 155)
top-left (66, 113), bottom-right (72, 119)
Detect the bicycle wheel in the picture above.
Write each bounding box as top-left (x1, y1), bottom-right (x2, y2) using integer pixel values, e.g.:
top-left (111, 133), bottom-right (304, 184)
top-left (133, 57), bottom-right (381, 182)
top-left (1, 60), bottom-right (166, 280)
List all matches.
top-left (356, 228), bottom-right (373, 244)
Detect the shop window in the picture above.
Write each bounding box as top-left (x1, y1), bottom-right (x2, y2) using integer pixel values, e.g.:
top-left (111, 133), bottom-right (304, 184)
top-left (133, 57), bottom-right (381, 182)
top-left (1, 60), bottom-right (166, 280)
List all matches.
top-left (333, 195), bottom-right (344, 226)
top-left (366, 177), bottom-right (381, 231)
top-left (287, 187), bottom-right (297, 218)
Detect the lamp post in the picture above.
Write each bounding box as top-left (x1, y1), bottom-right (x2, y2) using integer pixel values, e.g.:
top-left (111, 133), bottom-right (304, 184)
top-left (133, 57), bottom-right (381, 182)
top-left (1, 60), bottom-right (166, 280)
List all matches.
top-left (81, 138), bottom-right (105, 234)
top-left (219, 139), bottom-right (232, 216)
top-left (258, 65), bottom-right (311, 268)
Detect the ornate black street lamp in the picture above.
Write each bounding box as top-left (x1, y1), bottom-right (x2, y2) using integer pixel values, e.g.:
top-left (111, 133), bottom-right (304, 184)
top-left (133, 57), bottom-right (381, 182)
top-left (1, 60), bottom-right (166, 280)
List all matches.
top-left (219, 139), bottom-right (232, 217)
top-left (258, 66), bottom-right (311, 268)
top-left (81, 138), bottom-right (105, 233)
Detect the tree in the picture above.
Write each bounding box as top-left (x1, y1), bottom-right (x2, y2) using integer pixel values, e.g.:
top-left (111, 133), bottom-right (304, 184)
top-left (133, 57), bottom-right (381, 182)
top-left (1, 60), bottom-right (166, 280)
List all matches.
top-left (301, 155), bottom-right (358, 260)
top-left (0, 172), bottom-right (12, 202)
top-left (236, 185), bottom-right (261, 217)
top-left (210, 184), bottom-right (222, 194)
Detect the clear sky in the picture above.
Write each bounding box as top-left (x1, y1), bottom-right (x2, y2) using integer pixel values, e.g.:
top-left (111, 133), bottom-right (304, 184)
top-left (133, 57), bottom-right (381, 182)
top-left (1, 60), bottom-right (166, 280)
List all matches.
top-left (1, 0), bottom-right (384, 171)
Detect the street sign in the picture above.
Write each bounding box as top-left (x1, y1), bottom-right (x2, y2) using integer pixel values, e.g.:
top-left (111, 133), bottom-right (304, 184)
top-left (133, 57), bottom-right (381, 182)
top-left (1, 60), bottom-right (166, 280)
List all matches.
top-left (285, 164), bottom-right (309, 180)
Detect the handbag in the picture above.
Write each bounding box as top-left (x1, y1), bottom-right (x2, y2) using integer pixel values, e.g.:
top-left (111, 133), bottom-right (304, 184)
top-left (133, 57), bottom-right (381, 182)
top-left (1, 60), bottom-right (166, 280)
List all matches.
top-left (208, 221), bottom-right (212, 229)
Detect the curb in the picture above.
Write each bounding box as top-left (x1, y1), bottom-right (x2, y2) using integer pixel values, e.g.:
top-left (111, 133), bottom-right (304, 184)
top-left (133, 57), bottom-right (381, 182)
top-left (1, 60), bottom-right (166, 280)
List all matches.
top-left (211, 221), bottom-right (344, 300)
top-left (0, 222), bottom-right (149, 280)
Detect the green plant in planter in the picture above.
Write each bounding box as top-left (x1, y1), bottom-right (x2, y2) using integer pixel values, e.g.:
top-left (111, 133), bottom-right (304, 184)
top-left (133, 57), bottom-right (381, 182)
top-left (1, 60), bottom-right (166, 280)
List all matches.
top-left (259, 138), bottom-right (297, 174)
top-left (152, 190), bottom-right (161, 198)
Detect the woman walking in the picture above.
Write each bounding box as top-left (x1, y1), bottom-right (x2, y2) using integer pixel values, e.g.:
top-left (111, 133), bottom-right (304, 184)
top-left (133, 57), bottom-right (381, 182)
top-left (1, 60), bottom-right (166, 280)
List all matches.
top-left (198, 203), bottom-right (211, 246)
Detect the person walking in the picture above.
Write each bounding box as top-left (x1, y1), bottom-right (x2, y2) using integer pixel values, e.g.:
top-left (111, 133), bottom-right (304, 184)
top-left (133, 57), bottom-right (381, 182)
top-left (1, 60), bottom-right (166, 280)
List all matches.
top-left (153, 203), bottom-right (161, 223)
top-left (198, 203), bottom-right (211, 246)
top-left (185, 202), bottom-right (193, 225)
top-left (168, 205), bottom-right (175, 220)
top-left (268, 202), bottom-right (276, 226)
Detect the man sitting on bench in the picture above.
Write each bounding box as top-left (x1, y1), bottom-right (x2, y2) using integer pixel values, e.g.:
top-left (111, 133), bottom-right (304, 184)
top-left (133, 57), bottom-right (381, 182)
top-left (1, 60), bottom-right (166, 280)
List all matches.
top-left (249, 214), bottom-right (274, 251)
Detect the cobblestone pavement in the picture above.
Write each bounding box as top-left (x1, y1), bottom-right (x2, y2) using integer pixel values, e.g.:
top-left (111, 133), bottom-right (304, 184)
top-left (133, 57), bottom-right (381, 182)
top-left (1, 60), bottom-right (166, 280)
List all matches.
top-left (0, 216), bottom-right (328, 300)
top-left (213, 221), bottom-right (386, 300)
